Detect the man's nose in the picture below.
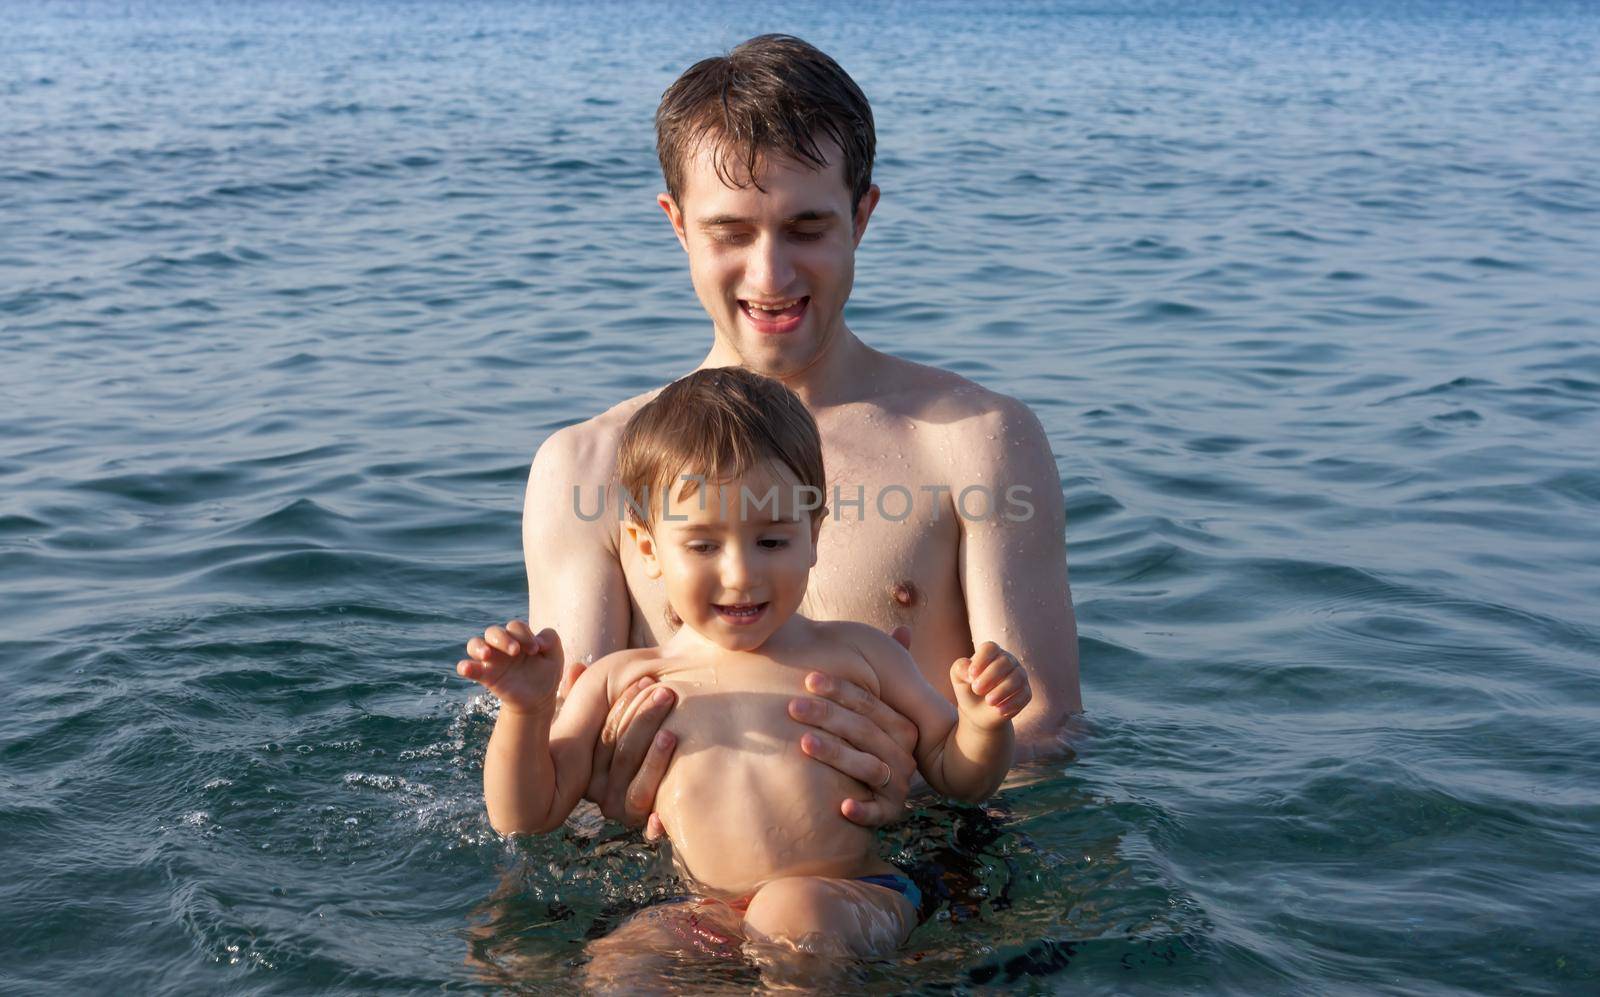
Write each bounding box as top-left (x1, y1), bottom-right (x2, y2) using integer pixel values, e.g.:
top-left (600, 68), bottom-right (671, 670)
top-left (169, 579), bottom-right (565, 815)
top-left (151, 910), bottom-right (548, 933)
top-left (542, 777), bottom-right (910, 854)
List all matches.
top-left (747, 233), bottom-right (795, 293)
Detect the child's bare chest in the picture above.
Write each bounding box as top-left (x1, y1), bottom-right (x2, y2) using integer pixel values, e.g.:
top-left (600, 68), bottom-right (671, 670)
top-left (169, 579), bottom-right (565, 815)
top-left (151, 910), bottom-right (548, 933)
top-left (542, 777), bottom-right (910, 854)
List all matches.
top-left (608, 645), bottom-right (883, 893)
top-left (610, 646), bottom-right (876, 753)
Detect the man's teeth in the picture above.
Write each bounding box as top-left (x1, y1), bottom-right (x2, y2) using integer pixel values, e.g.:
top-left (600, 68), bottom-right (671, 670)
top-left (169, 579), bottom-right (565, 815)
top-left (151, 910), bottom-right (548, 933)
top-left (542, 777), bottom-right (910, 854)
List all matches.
top-left (746, 298), bottom-right (801, 313)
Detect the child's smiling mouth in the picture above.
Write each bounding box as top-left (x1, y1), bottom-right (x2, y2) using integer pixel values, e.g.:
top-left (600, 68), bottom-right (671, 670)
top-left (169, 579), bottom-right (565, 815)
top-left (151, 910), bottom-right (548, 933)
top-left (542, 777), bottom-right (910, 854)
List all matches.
top-left (713, 601), bottom-right (770, 625)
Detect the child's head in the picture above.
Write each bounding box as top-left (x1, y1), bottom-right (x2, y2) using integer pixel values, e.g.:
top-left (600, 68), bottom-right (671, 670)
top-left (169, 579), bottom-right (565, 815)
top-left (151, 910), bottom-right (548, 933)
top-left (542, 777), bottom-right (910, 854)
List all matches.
top-left (618, 367), bottom-right (825, 650)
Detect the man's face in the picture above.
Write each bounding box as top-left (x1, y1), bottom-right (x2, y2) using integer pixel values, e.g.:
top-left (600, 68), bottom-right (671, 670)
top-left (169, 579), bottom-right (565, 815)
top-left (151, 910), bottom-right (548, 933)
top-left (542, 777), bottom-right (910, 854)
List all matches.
top-left (659, 138), bottom-right (880, 378)
top-left (629, 462), bottom-right (821, 652)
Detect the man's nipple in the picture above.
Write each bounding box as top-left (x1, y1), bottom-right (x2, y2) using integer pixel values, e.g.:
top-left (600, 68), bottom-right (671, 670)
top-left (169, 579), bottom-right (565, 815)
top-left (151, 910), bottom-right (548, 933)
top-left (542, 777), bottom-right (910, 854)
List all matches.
top-left (891, 580), bottom-right (918, 608)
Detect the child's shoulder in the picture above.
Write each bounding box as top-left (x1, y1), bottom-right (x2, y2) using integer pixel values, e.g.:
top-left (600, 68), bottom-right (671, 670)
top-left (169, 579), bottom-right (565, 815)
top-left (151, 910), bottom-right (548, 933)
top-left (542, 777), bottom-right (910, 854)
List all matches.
top-left (584, 646), bottom-right (668, 699)
top-left (805, 619), bottom-right (912, 682)
top-left (812, 618), bottom-right (902, 656)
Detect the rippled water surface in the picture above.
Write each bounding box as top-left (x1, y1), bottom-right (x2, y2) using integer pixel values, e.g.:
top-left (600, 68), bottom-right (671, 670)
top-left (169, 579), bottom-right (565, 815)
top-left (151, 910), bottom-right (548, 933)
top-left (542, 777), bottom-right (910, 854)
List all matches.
top-left (4, 1), bottom-right (1599, 992)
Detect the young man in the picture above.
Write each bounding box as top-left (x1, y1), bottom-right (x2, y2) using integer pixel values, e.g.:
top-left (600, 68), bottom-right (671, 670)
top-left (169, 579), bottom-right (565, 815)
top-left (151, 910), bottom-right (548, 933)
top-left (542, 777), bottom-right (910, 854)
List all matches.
top-left (461, 33), bottom-right (1079, 838)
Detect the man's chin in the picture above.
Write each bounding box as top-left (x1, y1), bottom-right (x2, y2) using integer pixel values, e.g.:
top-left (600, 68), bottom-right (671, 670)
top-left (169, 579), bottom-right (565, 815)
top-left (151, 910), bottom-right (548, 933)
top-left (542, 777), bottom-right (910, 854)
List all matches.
top-left (725, 334), bottom-right (830, 379)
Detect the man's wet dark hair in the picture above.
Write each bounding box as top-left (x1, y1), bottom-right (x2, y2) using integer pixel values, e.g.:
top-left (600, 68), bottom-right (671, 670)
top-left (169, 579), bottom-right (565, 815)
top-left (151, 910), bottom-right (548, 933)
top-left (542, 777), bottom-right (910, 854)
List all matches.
top-left (655, 34), bottom-right (876, 210)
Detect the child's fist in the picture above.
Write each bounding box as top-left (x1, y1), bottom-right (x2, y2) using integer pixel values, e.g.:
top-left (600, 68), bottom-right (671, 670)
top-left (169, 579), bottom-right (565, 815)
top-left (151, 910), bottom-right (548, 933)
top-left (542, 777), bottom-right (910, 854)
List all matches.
top-left (456, 620), bottom-right (564, 715)
top-left (950, 641), bottom-right (1031, 730)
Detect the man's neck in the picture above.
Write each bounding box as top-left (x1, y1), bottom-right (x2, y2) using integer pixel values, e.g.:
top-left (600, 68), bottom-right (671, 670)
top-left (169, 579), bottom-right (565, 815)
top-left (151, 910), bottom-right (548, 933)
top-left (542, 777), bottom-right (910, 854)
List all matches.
top-left (698, 323), bottom-right (877, 411)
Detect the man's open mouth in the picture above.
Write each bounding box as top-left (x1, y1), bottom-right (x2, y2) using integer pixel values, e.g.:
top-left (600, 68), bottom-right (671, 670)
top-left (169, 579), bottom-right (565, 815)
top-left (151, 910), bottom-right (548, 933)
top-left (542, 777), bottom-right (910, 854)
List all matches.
top-left (739, 296), bottom-right (808, 333)
top-left (713, 601), bottom-right (769, 625)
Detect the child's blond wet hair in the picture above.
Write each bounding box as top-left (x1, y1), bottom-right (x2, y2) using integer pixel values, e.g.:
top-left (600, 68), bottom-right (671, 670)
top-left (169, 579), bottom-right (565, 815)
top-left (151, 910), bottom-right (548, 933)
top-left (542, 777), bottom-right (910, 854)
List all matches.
top-left (617, 367), bottom-right (825, 527)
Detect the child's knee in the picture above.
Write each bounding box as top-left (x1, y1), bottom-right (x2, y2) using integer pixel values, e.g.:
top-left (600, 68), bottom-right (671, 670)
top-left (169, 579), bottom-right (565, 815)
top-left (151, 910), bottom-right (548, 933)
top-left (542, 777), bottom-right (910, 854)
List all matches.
top-left (743, 877), bottom-right (908, 957)
top-left (744, 878), bottom-right (834, 940)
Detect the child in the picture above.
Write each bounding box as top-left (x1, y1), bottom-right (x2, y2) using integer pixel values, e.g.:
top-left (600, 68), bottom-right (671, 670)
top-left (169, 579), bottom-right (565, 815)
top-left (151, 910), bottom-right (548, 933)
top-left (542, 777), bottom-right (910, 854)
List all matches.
top-left (457, 367), bottom-right (1030, 961)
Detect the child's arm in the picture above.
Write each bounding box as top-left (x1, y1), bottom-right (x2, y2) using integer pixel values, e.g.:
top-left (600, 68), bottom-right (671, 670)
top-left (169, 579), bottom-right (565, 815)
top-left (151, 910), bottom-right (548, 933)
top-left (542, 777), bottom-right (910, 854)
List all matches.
top-left (844, 626), bottom-right (1031, 802)
top-left (459, 620), bottom-right (619, 834)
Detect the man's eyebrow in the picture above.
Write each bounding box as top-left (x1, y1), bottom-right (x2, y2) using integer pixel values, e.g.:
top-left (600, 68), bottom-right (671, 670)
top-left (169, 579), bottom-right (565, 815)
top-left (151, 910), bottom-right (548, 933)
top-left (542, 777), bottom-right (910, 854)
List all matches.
top-left (698, 210), bottom-right (838, 227)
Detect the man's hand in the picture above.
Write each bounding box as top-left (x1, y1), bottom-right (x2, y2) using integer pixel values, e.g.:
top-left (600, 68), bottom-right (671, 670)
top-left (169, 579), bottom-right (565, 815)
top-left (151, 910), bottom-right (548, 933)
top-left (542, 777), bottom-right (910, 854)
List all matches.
top-left (584, 675), bottom-right (676, 839)
top-left (950, 641), bottom-right (1031, 730)
top-left (788, 626), bottom-right (920, 828)
top-left (457, 620), bottom-right (563, 715)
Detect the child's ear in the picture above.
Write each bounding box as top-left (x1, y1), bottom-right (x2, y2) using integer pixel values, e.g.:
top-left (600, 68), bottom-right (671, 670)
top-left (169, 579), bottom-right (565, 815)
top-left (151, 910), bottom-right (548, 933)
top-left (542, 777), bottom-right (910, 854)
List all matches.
top-left (809, 515), bottom-right (823, 567)
top-left (624, 520), bottom-right (663, 579)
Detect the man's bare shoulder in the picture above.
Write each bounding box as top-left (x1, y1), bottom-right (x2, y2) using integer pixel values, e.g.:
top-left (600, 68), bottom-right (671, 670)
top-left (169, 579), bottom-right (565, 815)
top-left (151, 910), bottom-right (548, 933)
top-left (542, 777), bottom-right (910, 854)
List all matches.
top-left (533, 388), bottom-right (662, 484)
top-left (870, 352), bottom-right (1048, 460)
top-left (523, 388), bottom-right (662, 561)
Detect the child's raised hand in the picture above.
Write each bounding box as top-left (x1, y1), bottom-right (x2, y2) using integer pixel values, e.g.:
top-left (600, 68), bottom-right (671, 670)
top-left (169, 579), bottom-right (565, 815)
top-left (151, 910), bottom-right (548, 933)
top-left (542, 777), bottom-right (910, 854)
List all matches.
top-left (950, 641), bottom-right (1031, 729)
top-left (457, 620), bottom-right (564, 715)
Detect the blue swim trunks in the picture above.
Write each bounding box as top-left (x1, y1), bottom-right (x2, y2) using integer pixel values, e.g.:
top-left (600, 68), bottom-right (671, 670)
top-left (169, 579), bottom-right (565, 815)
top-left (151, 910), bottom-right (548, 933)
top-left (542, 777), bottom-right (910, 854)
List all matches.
top-left (854, 872), bottom-right (923, 912)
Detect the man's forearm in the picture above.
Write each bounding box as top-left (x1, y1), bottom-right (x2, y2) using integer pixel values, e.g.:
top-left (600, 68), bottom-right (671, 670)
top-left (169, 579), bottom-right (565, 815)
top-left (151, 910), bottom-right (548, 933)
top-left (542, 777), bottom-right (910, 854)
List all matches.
top-left (483, 705), bottom-right (560, 834)
top-left (1013, 700), bottom-right (1077, 760)
top-left (1011, 636), bottom-right (1088, 759)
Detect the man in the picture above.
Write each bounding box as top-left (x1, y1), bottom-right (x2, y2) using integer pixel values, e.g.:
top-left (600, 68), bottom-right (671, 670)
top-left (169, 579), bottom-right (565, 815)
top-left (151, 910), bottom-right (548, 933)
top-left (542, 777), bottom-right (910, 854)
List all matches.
top-left (460, 33), bottom-right (1080, 840)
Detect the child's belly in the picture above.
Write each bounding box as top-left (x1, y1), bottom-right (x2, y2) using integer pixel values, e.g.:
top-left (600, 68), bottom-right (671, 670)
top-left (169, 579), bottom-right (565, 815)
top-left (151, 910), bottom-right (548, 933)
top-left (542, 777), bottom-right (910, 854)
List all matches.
top-left (651, 689), bottom-right (883, 898)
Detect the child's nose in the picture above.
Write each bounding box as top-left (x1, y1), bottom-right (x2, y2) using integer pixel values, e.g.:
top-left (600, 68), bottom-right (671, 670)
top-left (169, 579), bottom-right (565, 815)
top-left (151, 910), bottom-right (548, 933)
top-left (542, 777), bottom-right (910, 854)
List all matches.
top-left (720, 546), bottom-right (754, 590)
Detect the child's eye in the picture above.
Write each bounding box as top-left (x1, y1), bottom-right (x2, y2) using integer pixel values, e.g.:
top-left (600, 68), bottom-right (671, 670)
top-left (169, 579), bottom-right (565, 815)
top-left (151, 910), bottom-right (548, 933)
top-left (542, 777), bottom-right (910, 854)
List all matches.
top-left (758, 538), bottom-right (789, 550)
top-left (790, 230), bottom-right (825, 242)
top-left (686, 542), bottom-right (718, 555)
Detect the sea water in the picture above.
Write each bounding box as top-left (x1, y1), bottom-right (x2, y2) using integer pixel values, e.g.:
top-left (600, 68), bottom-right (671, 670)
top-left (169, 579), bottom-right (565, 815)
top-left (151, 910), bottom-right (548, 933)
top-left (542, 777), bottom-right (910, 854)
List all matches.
top-left (3, 1), bottom-right (1598, 992)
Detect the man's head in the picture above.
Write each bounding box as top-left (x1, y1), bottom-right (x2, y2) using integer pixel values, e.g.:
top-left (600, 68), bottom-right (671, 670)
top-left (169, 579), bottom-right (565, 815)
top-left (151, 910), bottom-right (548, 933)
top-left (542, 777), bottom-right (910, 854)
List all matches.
top-left (656, 34), bottom-right (875, 215)
top-left (618, 367), bottom-right (827, 650)
top-left (655, 35), bottom-right (881, 379)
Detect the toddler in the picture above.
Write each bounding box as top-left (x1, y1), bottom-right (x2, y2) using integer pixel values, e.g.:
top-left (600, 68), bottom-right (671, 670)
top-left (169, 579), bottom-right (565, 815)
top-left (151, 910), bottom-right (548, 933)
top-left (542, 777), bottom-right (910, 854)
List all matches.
top-left (458, 367), bottom-right (1030, 963)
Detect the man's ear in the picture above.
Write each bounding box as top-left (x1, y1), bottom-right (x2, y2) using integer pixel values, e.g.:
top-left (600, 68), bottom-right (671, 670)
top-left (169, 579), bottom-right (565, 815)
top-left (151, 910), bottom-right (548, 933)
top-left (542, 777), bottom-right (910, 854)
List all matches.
top-left (657, 193), bottom-right (689, 252)
top-left (624, 520), bottom-right (663, 579)
top-left (851, 184), bottom-right (881, 247)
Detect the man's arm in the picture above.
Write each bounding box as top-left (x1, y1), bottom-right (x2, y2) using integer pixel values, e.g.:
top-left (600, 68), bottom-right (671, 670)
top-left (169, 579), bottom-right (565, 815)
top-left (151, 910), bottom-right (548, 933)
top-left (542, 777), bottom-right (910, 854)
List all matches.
top-left (521, 426), bottom-right (630, 681)
top-left (957, 397), bottom-right (1082, 750)
top-left (781, 396), bottom-right (1079, 815)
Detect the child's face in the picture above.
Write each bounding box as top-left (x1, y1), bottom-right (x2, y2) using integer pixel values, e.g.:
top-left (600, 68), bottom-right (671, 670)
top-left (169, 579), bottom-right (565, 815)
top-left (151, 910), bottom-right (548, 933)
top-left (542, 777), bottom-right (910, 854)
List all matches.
top-left (630, 461), bottom-right (821, 652)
